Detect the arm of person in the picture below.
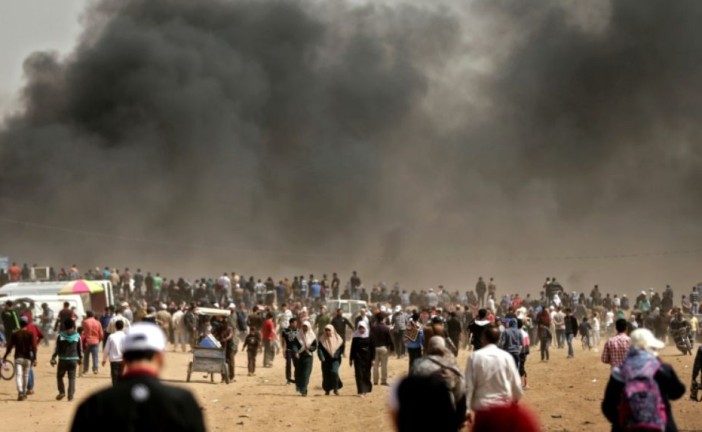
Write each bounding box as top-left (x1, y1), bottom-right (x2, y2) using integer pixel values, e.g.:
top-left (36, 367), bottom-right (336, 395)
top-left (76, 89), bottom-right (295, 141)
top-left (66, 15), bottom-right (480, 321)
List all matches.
top-left (349, 338), bottom-right (357, 366)
top-left (661, 364), bottom-right (686, 401)
top-left (693, 348), bottom-right (702, 382)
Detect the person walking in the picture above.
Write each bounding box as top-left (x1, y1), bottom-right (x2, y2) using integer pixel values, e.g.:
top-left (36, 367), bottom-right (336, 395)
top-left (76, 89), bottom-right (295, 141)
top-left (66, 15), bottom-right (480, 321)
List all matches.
top-left (318, 324), bottom-right (344, 395)
top-left (242, 327), bottom-right (261, 377)
top-left (261, 312), bottom-right (276, 367)
top-left (564, 308), bottom-right (578, 358)
top-left (71, 322), bottom-right (206, 431)
top-left (601, 319), bottom-right (631, 369)
top-left (370, 314), bottom-right (394, 386)
top-left (293, 320), bottom-right (317, 396)
top-left (81, 311), bottom-right (103, 375)
top-left (464, 324), bottom-right (523, 423)
top-left (39, 303), bottom-right (54, 347)
top-left (282, 317), bottom-right (300, 384)
top-left (601, 328), bottom-right (684, 432)
top-left (51, 319), bottom-right (82, 401)
top-left (350, 322), bottom-right (375, 397)
top-left (2, 316), bottom-right (36, 401)
top-left (404, 318), bottom-right (424, 371)
top-left (102, 320), bottom-right (126, 385)
top-left (330, 308), bottom-right (354, 354)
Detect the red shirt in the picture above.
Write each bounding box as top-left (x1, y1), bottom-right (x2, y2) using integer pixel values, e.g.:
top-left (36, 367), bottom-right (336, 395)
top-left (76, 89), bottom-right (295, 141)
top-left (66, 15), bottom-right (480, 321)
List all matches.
top-left (25, 323), bottom-right (44, 347)
top-left (82, 316), bottom-right (104, 346)
top-left (261, 319), bottom-right (275, 341)
top-left (8, 265), bottom-right (21, 281)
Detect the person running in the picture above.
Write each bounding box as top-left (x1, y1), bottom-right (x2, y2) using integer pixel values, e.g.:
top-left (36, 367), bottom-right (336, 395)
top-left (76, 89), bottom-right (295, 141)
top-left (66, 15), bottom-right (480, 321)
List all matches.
top-left (51, 319), bottom-right (82, 401)
top-left (293, 320), bottom-right (317, 397)
top-left (2, 316), bottom-right (36, 401)
top-left (318, 324), bottom-right (344, 395)
top-left (350, 321), bottom-right (375, 397)
top-left (71, 322), bottom-right (206, 431)
top-left (102, 320), bottom-right (126, 385)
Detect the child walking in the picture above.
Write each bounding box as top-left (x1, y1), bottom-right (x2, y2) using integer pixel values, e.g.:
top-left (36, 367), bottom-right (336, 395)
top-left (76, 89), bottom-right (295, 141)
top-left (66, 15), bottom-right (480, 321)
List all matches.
top-left (242, 327), bottom-right (261, 376)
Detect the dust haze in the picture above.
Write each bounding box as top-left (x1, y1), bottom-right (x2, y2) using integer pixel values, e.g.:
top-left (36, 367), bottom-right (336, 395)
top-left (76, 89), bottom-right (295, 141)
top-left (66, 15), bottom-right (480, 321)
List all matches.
top-left (1, 0), bottom-right (701, 295)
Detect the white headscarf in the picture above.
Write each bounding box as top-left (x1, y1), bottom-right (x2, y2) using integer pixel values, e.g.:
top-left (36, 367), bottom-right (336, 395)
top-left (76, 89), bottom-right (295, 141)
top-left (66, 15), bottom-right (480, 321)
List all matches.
top-left (353, 321), bottom-right (369, 339)
top-left (296, 320), bottom-right (317, 350)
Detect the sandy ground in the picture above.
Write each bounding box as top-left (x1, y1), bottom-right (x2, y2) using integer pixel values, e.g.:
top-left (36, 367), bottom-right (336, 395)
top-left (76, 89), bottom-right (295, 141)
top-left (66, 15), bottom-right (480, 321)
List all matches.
top-left (1, 340), bottom-right (701, 432)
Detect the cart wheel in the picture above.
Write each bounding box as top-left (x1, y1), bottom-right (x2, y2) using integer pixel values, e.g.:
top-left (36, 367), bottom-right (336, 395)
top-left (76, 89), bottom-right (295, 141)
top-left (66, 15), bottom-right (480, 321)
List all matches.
top-left (186, 361), bottom-right (192, 383)
top-left (210, 372), bottom-right (214, 383)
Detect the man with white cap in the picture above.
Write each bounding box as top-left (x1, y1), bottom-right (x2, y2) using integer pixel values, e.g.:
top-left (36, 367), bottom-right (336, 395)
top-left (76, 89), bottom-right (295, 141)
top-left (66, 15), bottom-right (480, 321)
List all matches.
top-left (71, 322), bottom-right (205, 431)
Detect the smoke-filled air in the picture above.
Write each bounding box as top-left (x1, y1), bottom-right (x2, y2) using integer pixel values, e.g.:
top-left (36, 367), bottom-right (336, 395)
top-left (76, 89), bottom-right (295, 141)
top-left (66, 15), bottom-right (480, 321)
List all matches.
top-left (1, 0), bottom-right (701, 293)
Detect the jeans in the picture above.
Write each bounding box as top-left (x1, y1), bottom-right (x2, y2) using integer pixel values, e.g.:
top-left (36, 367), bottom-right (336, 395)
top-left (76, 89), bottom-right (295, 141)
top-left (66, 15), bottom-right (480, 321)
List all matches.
top-left (566, 333), bottom-right (575, 357)
top-left (247, 351), bottom-right (257, 374)
top-left (57, 360), bottom-right (78, 398)
top-left (28, 367), bottom-right (34, 390)
top-left (556, 329), bottom-right (565, 348)
top-left (109, 362), bottom-right (121, 386)
top-left (15, 358), bottom-right (31, 396)
top-left (693, 302), bottom-right (700, 315)
top-left (84, 344), bottom-right (99, 373)
top-left (372, 346), bottom-right (388, 384)
top-left (539, 337), bottom-right (550, 361)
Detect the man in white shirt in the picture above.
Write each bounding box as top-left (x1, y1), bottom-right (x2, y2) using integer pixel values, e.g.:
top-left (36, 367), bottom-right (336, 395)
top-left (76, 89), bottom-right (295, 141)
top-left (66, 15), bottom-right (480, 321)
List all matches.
top-left (465, 324), bottom-right (523, 423)
top-left (102, 320), bottom-right (127, 385)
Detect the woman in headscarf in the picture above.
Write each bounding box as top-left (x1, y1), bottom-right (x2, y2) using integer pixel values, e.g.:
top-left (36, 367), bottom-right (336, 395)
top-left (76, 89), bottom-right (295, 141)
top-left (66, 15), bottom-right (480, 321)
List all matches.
top-left (318, 324), bottom-right (344, 395)
top-left (294, 320), bottom-right (317, 396)
top-left (350, 321), bottom-right (375, 397)
top-left (404, 318), bottom-right (424, 371)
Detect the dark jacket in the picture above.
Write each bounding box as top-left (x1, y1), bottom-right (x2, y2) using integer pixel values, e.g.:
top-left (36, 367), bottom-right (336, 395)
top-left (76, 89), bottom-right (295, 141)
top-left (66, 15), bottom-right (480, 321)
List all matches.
top-left (370, 323), bottom-right (395, 351)
top-left (564, 315), bottom-right (578, 336)
top-left (71, 372), bottom-right (205, 432)
top-left (53, 330), bottom-right (82, 361)
top-left (3, 328), bottom-right (35, 361)
top-left (602, 361), bottom-right (685, 432)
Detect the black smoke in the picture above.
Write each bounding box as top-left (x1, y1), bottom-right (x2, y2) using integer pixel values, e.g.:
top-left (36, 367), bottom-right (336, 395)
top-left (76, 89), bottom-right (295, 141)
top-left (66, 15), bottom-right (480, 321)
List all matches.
top-left (1, 0), bottom-right (701, 292)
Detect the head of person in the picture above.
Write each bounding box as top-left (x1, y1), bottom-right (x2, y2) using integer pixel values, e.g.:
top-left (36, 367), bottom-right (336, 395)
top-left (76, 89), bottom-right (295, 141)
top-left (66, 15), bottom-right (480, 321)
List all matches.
top-left (356, 322), bottom-right (367, 335)
top-left (390, 374), bottom-right (459, 432)
top-left (63, 301), bottom-right (70, 309)
top-left (115, 320), bottom-right (125, 332)
top-left (336, 308), bottom-right (343, 317)
top-left (121, 322), bottom-right (167, 374)
top-left (64, 319), bottom-right (76, 332)
top-left (86, 310), bottom-right (94, 318)
top-left (248, 326), bottom-right (257, 334)
top-left (302, 321), bottom-right (310, 333)
top-left (19, 316), bottom-right (28, 328)
top-left (630, 328), bottom-right (665, 356)
top-left (477, 308), bottom-right (487, 320)
top-left (289, 317), bottom-right (298, 329)
top-left (481, 324), bottom-right (501, 346)
top-left (426, 336), bottom-right (451, 358)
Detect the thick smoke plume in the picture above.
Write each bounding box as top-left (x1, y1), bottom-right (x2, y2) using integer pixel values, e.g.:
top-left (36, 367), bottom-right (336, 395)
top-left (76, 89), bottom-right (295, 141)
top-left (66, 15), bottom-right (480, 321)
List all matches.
top-left (1, 0), bottom-right (701, 294)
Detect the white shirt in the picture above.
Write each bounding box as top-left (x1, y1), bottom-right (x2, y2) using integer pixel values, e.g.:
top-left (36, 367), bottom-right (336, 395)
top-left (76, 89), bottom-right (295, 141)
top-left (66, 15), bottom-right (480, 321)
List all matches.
top-left (605, 311), bottom-right (614, 326)
top-left (465, 344), bottom-right (523, 411)
top-left (103, 331), bottom-right (127, 363)
top-left (592, 317), bottom-right (600, 332)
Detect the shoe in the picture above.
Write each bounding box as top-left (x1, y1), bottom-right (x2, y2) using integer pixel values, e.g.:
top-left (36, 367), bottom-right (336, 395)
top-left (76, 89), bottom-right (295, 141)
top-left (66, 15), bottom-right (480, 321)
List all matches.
top-left (56, 393), bottom-right (66, 400)
top-left (381, 382), bottom-right (389, 386)
top-left (17, 394), bottom-right (24, 401)
top-left (325, 391), bottom-right (330, 396)
top-left (26, 389), bottom-right (34, 395)
top-left (333, 390), bottom-right (339, 396)
top-left (68, 396), bottom-right (74, 401)
top-left (93, 370), bottom-right (98, 375)
top-left (373, 382), bottom-right (378, 386)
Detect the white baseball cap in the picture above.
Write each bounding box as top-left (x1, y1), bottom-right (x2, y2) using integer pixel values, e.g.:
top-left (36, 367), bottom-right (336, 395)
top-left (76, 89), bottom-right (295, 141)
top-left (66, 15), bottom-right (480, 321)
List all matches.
top-left (122, 323), bottom-right (166, 353)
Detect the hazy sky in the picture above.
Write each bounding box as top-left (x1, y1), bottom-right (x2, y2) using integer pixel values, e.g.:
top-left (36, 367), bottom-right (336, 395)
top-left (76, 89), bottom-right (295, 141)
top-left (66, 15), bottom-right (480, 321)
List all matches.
top-left (0, 0), bottom-right (85, 117)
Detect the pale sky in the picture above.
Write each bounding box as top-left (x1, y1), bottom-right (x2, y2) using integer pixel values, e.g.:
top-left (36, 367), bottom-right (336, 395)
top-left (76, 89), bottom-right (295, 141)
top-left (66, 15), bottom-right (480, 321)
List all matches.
top-left (0, 0), bottom-right (85, 117)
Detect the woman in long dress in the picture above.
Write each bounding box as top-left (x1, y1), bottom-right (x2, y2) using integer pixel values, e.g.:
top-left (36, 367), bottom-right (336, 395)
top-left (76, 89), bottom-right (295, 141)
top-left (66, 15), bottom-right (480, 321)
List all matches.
top-left (349, 321), bottom-right (375, 397)
top-left (294, 320), bottom-right (317, 397)
top-left (318, 324), bottom-right (344, 395)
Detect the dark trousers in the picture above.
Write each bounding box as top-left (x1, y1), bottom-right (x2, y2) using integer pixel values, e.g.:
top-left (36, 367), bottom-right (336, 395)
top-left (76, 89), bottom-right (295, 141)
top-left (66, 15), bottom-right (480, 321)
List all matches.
top-left (57, 360), bottom-right (77, 398)
top-left (226, 345), bottom-right (236, 379)
top-left (407, 347), bottom-right (422, 372)
top-left (109, 362), bottom-right (121, 385)
top-left (83, 344), bottom-right (99, 373)
top-left (247, 351), bottom-right (257, 374)
top-left (285, 351), bottom-right (296, 382)
top-left (540, 337), bottom-right (550, 360)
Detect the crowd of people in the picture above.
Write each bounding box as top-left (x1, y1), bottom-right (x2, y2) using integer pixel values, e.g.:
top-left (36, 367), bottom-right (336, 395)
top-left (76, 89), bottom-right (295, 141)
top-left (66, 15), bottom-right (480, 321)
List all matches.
top-left (2, 262), bottom-right (702, 431)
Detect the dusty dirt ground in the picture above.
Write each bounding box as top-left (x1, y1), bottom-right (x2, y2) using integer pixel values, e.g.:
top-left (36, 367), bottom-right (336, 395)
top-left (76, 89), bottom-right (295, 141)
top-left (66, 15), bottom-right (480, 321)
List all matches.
top-left (1, 340), bottom-right (700, 431)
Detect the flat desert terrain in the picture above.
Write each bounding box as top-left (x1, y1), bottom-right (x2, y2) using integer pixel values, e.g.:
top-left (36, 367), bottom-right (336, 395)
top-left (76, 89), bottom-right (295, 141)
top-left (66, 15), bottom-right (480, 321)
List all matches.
top-left (1, 341), bottom-right (700, 431)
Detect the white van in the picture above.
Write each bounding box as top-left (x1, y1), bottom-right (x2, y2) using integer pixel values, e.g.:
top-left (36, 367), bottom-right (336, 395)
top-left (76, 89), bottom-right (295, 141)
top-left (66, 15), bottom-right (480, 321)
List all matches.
top-left (326, 299), bottom-right (368, 322)
top-left (2, 294), bottom-right (86, 329)
top-left (0, 280), bottom-right (115, 311)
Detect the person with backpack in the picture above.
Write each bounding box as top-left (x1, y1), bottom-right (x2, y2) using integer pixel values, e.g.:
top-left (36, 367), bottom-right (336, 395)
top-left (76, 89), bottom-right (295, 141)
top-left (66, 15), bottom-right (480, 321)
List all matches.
top-left (601, 328), bottom-right (685, 432)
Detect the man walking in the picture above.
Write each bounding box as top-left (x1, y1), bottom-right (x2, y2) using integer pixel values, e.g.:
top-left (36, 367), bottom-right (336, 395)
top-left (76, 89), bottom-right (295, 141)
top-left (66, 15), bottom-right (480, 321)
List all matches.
top-left (465, 324), bottom-right (523, 423)
top-left (71, 323), bottom-right (206, 431)
top-left (564, 308), bottom-right (578, 358)
top-left (3, 316), bottom-right (36, 401)
top-left (282, 317), bottom-right (300, 384)
top-left (81, 311), bottom-right (103, 375)
top-left (601, 318), bottom-right (631, 369)
top-left (102, 320), bottom-right (126, 385)
top-left (370, 314), bottom-right (394, 386)
top-left (51, 319), bottom-right (82, 401)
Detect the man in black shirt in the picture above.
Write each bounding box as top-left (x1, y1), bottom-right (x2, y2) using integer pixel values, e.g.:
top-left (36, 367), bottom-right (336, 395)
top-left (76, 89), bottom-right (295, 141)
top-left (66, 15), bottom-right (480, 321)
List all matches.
top-left (331, 308), bottom-right (355, 353)
top-left (281, 318), bottom-right (300, 384)
top-left (71, 322), bottom-right (205, 432)
top-left (370, 315), bottom-right (394, 386)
